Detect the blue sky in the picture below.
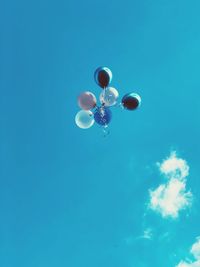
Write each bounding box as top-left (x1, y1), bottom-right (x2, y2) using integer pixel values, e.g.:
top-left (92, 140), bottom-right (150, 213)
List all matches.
top-left (1, 0), bottom-right (200, 266)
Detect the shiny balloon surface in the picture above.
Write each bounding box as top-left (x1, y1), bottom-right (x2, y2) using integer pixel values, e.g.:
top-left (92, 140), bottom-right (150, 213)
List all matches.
top-left (100, 87), bottom-right (119, 106)
top-left (94, 67), bottom-right (112, 88)
top-left (94, 107), bottom-right (112, 126)
top-left (78, 91), bottom-right (97, 110)
top-left (121, 93), bottom-right (141, 110)
top-left (75, 110), bottom-right (94, 129)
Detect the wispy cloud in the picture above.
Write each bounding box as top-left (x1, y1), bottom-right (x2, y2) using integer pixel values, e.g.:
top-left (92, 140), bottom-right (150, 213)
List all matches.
top-left (149, 152), bottom-right (192, 218)
top-left (176, 238), bottom-right (200, 267)
top-left (123, 228), bottom-right (153, 246)
top-left (142, 228), bottom-right (153, 240)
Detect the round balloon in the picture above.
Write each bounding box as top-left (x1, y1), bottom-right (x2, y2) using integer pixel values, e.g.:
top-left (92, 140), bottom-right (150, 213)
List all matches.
top-left (94, 107), bottom-right (112, 126)
top-left (75, 110), bottom-right (94, 129)
top-left (121, 93), bottom-right (141, 110)
top-left (78, 91), bottom-right (97, 110)
top-left (94, 67), bottom-right (112, 88)
top-left (100, 87), bottom-right (119, 106)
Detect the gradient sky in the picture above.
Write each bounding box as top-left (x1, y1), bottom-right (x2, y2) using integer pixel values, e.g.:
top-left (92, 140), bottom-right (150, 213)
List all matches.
top-left (1, 0), bottom-right (200, 266)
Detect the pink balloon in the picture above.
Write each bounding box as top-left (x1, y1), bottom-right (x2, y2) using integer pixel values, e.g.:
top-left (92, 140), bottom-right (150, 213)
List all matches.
top-left (78, 91), bottom-right (97, 110)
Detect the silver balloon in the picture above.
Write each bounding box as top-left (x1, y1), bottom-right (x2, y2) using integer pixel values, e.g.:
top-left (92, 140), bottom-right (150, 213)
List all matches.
top-left (75, 110), bottom-right (94, 129)
top-left (78, 91), bottom-right (97, 110)
top-left (100, 87), bottom-right (119, 106)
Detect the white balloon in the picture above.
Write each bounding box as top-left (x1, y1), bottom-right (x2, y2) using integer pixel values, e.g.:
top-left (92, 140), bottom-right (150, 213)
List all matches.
top-left (100, 87), bottom-right (119, 106)
top-left (75, 110), bottom-right (94, 129)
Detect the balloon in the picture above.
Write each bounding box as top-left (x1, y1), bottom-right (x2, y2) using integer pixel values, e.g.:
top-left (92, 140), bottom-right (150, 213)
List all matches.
top-left (75, 110), bottom-right (94, 129)
top-left (94, 107), bottom-right (112, 126)
top-left (78, 91), bottom-right (97, 110)
top-left (94, 67), bottom-right (112, 88)
top-left (100, 87), bottom-right (119, 106)
top-left (121, 93), bottom-right (141, 110)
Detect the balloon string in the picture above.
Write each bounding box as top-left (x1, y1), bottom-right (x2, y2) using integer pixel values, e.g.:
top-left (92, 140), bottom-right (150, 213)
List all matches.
top-left (102, 86), bottom-right (107, 102)
top-left (111, 102), bottom-right (123, 109)
top-left (99, 106), bottom-right (109, 136)
top-left (102, 125), bottom-right (110, 137)
top-left (119, 102), bottom-right (123, 109)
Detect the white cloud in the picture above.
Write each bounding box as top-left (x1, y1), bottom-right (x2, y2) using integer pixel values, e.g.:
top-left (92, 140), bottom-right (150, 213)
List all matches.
top-left (176, 238), bottom-right (200, 267)
top-left (149, 178), bottom-right (192, 218)
top-left (149, 152), bottom-right (192, 218)
top-left (191, 238), bottom-right (200, 260)
top-left (159, 151), bottom-right (189, 180)
top-left (176, 261), bottom-right (200, 267)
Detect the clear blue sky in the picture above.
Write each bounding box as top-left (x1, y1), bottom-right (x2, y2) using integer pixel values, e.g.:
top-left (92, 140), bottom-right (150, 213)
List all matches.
top-left (1, 0), bottom-right (200, 266)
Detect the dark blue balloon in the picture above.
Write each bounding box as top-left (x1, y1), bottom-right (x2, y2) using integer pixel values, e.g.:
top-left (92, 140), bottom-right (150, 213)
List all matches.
top-left (94, 107), bottom-right (112, 126)
top-left (94, 67), bottom-right (112, 88)
top-left (122, 93), bottom-right (141, 110)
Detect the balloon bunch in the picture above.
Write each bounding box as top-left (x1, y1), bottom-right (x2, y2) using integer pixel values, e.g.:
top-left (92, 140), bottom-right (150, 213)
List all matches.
top-left (75, 67), bottom-right (141, 131)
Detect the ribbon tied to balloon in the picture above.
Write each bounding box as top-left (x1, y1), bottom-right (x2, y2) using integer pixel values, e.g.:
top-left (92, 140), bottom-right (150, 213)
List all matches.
top-left (75, 67), bottom-right (142, 132)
